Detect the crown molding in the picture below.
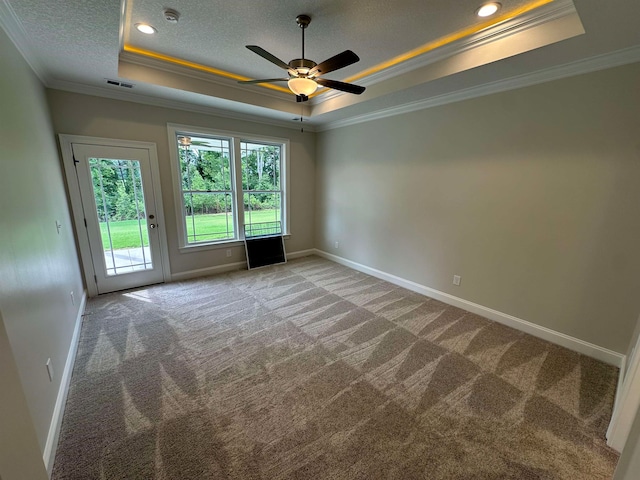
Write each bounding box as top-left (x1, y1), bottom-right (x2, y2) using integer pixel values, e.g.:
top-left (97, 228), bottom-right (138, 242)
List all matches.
top-left (47, 42), bottom-right (640, 135)
top-left (317, 44), bottom-right (640, 132)
top-left (314, 0), bottom-right (578, 106)
top-left (47, 79), bottom-right (317, 132)
top-left (118, 50), bottom-right (314, 118)
top-left (0, 0), bottom-right (48, 83)
top-left (119, 51), bottom-right (294, 103)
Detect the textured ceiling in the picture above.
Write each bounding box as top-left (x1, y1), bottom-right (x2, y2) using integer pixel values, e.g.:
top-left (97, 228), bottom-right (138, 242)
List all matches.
top-left (3, 0), bottom-right (640, 128)
top-left (7, 0), bottom-right (122, 84)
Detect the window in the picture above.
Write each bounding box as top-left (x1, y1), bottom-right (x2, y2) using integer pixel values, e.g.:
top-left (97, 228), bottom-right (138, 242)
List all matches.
top-left (241, 141), bottom-right (282, 237)
top-left (168, 125), bottom-right (289, 249)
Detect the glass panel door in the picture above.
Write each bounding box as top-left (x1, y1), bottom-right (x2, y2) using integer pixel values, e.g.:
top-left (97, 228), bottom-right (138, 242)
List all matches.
top-left (72, 143), bottom-right (165, 294)
top-left (89, 158), bottom-right (153, 275)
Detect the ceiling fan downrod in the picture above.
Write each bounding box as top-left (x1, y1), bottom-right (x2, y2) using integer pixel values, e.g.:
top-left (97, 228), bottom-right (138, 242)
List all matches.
top-left (296, 15), bottom-right (311, 61)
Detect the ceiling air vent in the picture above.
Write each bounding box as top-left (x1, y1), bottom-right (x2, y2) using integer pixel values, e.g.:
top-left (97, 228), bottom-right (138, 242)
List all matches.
top-left (105, 79), bottom-right (134, 88)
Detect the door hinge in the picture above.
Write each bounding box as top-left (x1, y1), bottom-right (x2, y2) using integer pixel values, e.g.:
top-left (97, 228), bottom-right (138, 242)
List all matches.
top-left (83, 218), bottom-right (87, 228)
top-left (94, 275), bottom-right (97, 284)
top-left (72, 153), bottom-right (79, 165)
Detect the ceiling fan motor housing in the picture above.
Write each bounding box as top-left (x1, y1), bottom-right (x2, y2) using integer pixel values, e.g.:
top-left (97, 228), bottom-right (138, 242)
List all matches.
top-left (289, 58), bottom-right (316, 75)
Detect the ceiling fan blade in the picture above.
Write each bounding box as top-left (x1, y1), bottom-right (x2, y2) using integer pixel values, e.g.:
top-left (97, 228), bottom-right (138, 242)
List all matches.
top-left (246, 45), bottom-right (290, 70)
top-left (238, 78), bottom-right (289, 84)
top-left (315, 77), bottom-right (365, 95)
top-left (309, 50), bottom-right (360, 76)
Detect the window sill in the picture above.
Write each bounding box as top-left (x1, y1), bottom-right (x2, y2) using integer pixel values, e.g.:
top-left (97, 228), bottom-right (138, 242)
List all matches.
top-left (178, 234), bottom-right (291, 254)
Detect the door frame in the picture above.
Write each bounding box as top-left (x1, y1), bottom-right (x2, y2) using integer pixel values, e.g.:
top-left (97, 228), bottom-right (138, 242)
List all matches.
top-left (59, 135), bottom-right (171, 296)
top-left (607, 318), bottom-right (640, 452)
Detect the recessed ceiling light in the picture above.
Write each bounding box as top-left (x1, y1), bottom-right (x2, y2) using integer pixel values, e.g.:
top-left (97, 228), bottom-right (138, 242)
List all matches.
top-left (135, 23), bottom-right (157, 34)
top-left (477, 2), bottom-right (501, 17)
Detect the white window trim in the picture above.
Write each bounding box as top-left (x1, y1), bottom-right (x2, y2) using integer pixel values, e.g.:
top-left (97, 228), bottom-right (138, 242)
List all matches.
top-left (167, 123), bottom-right (290, 252)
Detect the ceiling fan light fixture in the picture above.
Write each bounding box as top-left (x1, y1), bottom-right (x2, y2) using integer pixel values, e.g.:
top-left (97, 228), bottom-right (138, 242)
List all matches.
top-left (476, 2), bottom-right (501, 17)
top-left (135, 23), bottom-right (157, 34)
top-left (288, 77), bottom-right (317, 96)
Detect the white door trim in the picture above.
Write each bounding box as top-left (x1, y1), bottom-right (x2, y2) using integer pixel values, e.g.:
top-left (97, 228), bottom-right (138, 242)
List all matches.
top-left (607, 325), bottom-right (640, 452)
top-left (59, 135), bottom-right (171, 296)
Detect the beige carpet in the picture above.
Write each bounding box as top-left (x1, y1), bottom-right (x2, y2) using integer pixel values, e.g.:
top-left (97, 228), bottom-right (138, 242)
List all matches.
top-left (53, 256), bottom-right (619, 479)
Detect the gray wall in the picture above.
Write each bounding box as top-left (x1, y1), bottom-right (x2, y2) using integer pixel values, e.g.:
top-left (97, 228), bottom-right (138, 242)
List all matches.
top-left (0, 28), bottom-right (83, 473)
top-left (0, 313), bottom-right (48, 480)
top-left (46, 90), bottom-right (316, 277)
top-left (315, 62), bottom-right (640, 354)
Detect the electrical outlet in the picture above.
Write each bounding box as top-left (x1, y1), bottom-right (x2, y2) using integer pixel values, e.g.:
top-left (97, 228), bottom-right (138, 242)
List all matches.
top-left (453, 275), bottom-right (461, 286)
top-left (334, 241), bottom-right (339, 249)
top-left (70, 291), bottom-right (75, 305)
top-left (45, 358), bottom-right (54, 382)
top-left (226, 249), bottom-right (232, 257)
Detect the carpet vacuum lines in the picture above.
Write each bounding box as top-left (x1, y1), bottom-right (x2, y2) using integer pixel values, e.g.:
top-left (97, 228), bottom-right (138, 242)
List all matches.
top-left (52, 256), bottom-right (619, 480)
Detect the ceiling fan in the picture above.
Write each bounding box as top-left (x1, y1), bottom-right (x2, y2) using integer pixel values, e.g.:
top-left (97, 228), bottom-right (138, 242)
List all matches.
top-left (239, 15), bottom-right (366, 102)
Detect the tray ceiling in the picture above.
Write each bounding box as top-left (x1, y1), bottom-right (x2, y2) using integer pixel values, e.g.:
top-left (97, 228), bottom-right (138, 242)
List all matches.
top-left (2, 0), bottom-right (640, 129)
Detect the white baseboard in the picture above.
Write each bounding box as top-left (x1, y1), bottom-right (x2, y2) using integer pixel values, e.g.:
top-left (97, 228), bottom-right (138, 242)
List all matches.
top-left (171, 248), bottom-right (316, 282)
top-left (171, 261), bottom-right (246, 281)
top-left (43, 290), bottom-right (87, 476)
top-left (286, 248), bottom-right (316, 260)
top-left (314, 249), bottom-right (624, 367)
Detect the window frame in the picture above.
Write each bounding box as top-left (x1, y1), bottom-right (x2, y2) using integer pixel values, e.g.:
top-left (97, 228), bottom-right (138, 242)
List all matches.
top-left (241, 139), bottom-right (284, 238)
top-left (167, 124), bottom-right (290, 252)
top-left (180, 134), bottom-right (236, 245)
